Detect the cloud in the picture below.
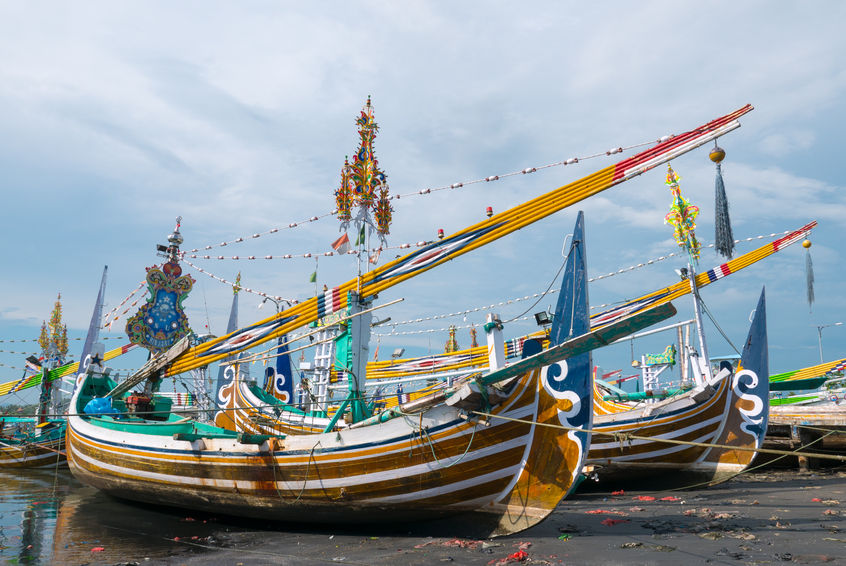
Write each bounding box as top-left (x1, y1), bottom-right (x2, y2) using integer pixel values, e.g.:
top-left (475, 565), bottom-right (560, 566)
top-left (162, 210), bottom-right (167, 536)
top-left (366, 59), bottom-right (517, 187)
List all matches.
top-left (1, 1), bottom-right (846, 377)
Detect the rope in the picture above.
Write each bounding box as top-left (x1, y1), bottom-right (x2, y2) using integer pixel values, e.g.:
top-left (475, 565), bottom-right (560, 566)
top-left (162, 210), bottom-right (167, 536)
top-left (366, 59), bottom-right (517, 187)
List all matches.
top-left (371, 229), bottom-right (807, 331)
top-left (190, 133), bottom-right (671, 253)
top-left (470, 409), bottom-right (846, 463)
top-left (181, 257), bottom-right (297, 304)
top-left (699, 298), bottom-right (741, 357)
top-left (667, 429), bottom-right (838, 491)
top-left (503, 254), bottom-right (566, 325)
top-left (421, 420), bottom-right (478, 469)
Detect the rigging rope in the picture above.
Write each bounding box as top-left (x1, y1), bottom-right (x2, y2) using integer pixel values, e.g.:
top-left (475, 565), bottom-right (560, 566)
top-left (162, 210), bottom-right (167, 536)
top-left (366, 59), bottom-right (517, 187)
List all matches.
top-left (190, 133), bottom-right (672, 253)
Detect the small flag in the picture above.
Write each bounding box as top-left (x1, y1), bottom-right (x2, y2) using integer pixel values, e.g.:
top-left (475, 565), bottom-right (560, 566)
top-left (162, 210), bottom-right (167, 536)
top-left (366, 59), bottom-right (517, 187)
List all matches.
top-left (369, 249), bottom-right (381, 264)
top-left (309, 271), bottom-right (317, 283)
top-left (355, 224), bottom-right (366, 246)
top-left (331, 233), bottom-right (351, 254)
top-left (25, 355), bottom-right (43, 373)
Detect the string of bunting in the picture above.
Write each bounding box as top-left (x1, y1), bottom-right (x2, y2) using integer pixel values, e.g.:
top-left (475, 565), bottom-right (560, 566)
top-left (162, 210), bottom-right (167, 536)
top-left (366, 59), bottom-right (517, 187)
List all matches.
top-left (376, 315), bottom-right (535, 337)
top-left (180, 257), bottom-right (298, 304)
top-left (182, 239), bottom-right (435, 262)
top-left (0, 363), bottom-right (138, 374)
top-left (0, 336), bottom-right (132, 344)
top-left (377, 230), bottom-right (801, 328)
top-left (103, 290), bottom-right (148, 330)
top-left (101, 281), bottom-right (146, 328)
top-left (181, 225), bottom-right (800, 270)
top-left (189, 134), bottom-right (674, 253)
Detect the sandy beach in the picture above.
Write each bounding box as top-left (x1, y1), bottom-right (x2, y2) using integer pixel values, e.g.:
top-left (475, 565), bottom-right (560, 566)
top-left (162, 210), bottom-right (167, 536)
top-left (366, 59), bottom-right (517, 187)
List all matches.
top-left (130, 468), bottom-right (846, 566)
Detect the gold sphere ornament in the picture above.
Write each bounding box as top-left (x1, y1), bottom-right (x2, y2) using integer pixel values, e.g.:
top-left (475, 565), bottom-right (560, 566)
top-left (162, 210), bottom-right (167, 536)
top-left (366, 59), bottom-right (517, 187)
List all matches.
top-left (802, 239), bottom-right (812, 248)
top-left (709, 145), bottom-right (726, 163)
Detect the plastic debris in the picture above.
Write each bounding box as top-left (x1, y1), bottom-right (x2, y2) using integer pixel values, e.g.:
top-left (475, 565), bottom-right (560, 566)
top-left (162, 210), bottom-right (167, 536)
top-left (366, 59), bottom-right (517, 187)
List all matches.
top-left (611, 489), bottom-right (625, 495)
top-left (600, 518), bottom-right (630, 526)
top-left (620, 542), bottom-right (643, 548)
top-left (414, 539), bottom-right (484, 550)
top-left (633, 495), bottom-right (656, 501)
top-left (91, 547), bottom-right (105, 552)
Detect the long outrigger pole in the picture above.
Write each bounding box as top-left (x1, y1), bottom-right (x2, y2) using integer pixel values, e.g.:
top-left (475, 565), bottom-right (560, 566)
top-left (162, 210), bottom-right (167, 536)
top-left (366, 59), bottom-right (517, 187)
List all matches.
top-left (166, 105), bottom-right (754, 377)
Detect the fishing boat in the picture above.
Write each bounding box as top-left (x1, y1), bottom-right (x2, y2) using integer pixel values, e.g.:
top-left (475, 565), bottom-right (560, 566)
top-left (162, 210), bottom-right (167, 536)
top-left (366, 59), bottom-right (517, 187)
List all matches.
top-left (764, 357), bottom-right (846, 467)
top-left (65, 104), bottom-right (749, 532)
top-left (64, 211), bottom-right (675, 535)
top-left (206, 104), bottom-right (757, 439)
top-left (0, 419), bottom-right (65, 468)
top-left (0, 296), bottom-right (71, 468)
top-left (586, 165), bottom-right (772, 487)
top-left (0, 267), bottom-right (130, 469)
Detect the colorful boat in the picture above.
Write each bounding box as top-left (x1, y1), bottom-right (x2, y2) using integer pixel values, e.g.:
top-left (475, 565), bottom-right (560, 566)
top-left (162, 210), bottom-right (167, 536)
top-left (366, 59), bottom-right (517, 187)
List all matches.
top-left (66, 211), bottom-right (674, 535)
top-left (0, 419), bottom-right (66, 468)
top-left (587, 165), bottom-right (771, 486)
top-left (764, 358), bottom-right (846, 464)
top-left (208, 105), bottom-right (761, 438)
top-left (0, 267), bottom-right (125, 469)
top-left (66, 105), bottom-right (749, 531)
top-left (588, 290), bottom-right (769, 485)
top-left (0, 296), bottom-right (71, 469)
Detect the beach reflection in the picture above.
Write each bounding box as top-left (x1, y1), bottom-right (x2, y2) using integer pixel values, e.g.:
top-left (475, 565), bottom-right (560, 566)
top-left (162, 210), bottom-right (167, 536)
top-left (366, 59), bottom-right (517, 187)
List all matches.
top-left (1, 468), bottom-right (217, 564)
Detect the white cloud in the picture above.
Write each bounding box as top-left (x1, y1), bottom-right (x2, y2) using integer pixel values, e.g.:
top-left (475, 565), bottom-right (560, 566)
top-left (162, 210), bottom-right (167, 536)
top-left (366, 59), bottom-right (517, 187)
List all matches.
top-left (2, 1), bottom-right (846, 379)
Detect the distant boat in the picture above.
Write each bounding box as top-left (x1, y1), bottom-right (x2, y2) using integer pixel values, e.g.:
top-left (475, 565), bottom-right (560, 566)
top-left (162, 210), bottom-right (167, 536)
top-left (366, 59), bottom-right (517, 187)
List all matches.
top-left (587, 163), bottom-right (773, 487)
top-left (588, 289), bottom-right (769, 486)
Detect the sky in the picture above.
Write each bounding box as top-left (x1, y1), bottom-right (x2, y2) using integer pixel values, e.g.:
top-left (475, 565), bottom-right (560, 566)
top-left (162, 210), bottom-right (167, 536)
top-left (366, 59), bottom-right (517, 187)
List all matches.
top-left (1, 1), bottom-right (845, 404)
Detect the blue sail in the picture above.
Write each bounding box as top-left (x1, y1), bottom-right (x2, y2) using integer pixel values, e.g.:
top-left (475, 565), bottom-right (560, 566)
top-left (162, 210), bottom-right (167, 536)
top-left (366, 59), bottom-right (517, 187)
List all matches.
top-left (531, 211), bottom-right (593, 477)
top-left (549, 212), bottom-right (589, 347)
top-left (73, 266), bottom-right (108, 393)
top-left (736, 287), bottom-right (769, 441)
top-left (214, 291), bottom-right (239, 403)
top-left (264, 336), bottom-right (294, 404)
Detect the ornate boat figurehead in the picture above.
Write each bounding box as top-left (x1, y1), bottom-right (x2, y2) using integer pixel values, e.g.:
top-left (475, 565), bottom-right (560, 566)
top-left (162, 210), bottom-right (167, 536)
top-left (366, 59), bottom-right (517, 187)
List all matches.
top-left (125, 217), bottom-right (195, 355)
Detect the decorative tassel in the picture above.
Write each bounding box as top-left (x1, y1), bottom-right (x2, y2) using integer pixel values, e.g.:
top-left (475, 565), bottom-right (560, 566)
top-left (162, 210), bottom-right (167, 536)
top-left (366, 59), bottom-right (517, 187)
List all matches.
top-left (804, 239), bottom-right (815, 309)
top-left (710, 144), bottom-right (735, 259)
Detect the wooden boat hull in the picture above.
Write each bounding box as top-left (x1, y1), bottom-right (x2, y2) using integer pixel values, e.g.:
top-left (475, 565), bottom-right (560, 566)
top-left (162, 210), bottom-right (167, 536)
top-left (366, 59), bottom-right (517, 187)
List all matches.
top-left (0, 439), bottom-right (66, 468)
top-left (0, 425), bottom-right (66, 469)
top-left (587, 290), bottom-right (769, 487)
top-left (588, 375), bottom-right (756, 485)
top-left (67, 363), bottom-right (590, 535)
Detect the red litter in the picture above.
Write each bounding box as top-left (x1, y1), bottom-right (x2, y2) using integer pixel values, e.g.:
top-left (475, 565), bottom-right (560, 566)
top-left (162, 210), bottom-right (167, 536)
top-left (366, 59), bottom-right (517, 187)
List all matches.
top-left (600, 518), bottom-right (630, 526)
top-left (91, 547), bottom-right (105, 552)
top-left (611, 490), bottom-right (625, 495)
top-left (633, 495), bottom-right (656, 501)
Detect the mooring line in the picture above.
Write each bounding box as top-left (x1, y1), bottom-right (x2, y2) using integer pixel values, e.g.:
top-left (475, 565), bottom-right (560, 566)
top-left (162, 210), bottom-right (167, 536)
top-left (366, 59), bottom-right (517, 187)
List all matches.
top-left (470, 410), bottom-right (846, 462)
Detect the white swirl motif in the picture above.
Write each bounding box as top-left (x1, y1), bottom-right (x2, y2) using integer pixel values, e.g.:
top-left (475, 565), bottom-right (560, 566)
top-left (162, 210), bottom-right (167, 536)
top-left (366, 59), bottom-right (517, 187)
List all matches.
top-left (732, 369), bottom-right (764, 441)
top-left (214, 365), bottom-right (237, 422)
top-left (274, 373), bottom-right (290, 403)
top-left (541, 361), bottom-right (586, 484)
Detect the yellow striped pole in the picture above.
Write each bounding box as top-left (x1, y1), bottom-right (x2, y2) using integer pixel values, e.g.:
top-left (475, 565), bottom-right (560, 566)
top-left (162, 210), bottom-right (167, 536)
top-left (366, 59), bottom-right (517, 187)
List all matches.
top-left (166, 105), bottom-right (754, 377)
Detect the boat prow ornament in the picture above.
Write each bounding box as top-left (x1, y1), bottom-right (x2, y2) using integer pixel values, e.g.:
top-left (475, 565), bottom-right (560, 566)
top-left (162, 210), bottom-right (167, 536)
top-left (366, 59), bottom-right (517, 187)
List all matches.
top-left (125, 217), bottom-right (195, 354)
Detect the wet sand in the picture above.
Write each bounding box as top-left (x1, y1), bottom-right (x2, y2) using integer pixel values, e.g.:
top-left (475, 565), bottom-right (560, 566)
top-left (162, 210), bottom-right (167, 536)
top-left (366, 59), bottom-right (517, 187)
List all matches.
top-left (17, 468), bottom-right (844, 564)
top-left (125, 469), bottom-right (846, 565)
